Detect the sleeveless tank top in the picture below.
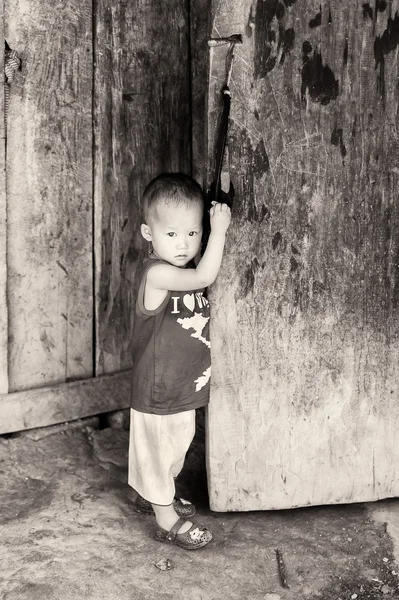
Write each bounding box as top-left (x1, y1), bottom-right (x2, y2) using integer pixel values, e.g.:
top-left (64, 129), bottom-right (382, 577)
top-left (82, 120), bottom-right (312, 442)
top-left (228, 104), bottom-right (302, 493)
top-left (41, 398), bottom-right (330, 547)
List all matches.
top-left (130, 256), bottom-right (211, 414)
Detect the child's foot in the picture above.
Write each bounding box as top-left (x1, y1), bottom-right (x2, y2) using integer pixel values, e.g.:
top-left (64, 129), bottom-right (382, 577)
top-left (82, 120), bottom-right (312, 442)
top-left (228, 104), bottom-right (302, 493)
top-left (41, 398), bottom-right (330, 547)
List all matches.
top-left (155, 517), bottom-right (213, 550)
top-left (152, 502), bottom-right (202, 541)
top-left (135, 494), bottom-right (196, 518)
top-left (157, 515), bottom-right (193, 534)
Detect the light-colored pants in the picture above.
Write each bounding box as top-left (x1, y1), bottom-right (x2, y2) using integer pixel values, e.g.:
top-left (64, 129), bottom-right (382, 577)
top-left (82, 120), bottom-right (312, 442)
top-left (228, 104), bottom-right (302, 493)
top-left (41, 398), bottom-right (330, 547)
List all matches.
top-left (128, 408), bottom-right (196, 505)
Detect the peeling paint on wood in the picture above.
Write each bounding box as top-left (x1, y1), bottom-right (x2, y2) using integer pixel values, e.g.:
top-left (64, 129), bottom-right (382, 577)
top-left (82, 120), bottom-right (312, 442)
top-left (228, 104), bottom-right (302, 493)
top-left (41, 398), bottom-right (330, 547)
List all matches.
top-left (301, 41), bottom-right (339, 105)
top-left (252, 0), bottom-right (297, 79)
top-left (94, 0), bottom-right (192, 375)
top-left (5, 0), bottom-right (93, 391)
top-left (374, 12), bottom-right (399, 101)
top-left (0, 2), bottom-right (8, 394)
top-left (206, 0), bottom-right (399, 511)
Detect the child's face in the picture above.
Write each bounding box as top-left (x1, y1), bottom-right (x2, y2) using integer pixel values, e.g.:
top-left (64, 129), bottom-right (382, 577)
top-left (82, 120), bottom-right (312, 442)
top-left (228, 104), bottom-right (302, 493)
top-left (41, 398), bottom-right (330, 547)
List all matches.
top-left (141, 202), bottom-right (203, 267)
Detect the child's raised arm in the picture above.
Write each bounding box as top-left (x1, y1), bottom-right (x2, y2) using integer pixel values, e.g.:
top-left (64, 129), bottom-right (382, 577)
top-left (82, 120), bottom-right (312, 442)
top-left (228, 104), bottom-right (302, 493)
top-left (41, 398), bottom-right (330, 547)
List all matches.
top-left (147, 202), bottom-right (231, 292)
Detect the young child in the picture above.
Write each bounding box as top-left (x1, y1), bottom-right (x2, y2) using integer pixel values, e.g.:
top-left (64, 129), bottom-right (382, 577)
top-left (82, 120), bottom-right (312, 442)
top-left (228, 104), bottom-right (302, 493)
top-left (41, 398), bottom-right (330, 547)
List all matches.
top-left (128, 172), bottom-right (231, 550)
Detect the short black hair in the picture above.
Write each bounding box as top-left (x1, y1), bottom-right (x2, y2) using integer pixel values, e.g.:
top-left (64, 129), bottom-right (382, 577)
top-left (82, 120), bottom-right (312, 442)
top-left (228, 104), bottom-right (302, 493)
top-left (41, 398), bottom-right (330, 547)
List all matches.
top-left (142, 173), bottom-right (204, 224)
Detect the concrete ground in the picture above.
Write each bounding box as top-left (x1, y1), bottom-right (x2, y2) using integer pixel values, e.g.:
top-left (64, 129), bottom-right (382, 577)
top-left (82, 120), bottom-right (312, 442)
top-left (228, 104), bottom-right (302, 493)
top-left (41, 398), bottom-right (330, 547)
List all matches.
top-left (1, 412), bottom-right (399, 600)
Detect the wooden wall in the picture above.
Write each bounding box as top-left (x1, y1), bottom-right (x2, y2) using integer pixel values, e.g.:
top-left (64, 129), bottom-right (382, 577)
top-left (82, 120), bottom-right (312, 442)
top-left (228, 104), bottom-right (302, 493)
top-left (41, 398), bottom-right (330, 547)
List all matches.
top-left (190, 0), bottom-right (212, 184)
top-left (0, 0), bottom-right (204, 433)
top-left (0, 1), bottom-right (7, 394)
top-left (94, 0), bottom-right (193, 375)
top-left (206, 0), bottom-right (399, 510)
top-left (5, 0), bottom-right (93, 392)
top-left (3, 0), bottom-right (398, 515)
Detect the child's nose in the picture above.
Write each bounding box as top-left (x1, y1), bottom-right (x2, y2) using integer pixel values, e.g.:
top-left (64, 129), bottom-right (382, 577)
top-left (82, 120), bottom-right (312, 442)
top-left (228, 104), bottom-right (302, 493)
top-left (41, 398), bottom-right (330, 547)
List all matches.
top-left (177, 237), bottom-right (189, 249)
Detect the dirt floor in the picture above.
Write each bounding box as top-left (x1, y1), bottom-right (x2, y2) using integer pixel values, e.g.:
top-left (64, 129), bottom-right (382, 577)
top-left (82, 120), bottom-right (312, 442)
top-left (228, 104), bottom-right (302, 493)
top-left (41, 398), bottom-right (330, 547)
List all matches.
top-left (1, 412), bottom-right (399, 600)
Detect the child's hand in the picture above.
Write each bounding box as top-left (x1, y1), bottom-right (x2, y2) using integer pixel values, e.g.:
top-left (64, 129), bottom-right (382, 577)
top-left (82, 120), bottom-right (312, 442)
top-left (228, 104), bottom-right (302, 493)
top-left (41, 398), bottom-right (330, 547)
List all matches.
top-left (209, 201), bottom-right (231, 235)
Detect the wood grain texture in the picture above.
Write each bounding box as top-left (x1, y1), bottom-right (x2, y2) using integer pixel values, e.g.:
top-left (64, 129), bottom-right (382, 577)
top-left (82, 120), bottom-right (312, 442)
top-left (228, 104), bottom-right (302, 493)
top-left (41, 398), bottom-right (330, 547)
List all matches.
top-left (0, 2), bottom-right (8, 393)
top-left (206, 0), bottom-right (399, 511)
top-left (0, 371), bottom-right (130, 434)
top-left (5, 0), bottom-right (93, 391)
top-left (190, 0), bottom-right (211, 184)
top-left (94, 0), bottom-right (192, 375)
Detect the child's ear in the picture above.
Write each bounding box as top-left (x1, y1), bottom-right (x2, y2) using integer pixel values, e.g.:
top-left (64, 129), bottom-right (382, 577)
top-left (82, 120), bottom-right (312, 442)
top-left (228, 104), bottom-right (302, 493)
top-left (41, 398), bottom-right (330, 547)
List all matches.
top-left (141, 223), bottom-right (152, 241)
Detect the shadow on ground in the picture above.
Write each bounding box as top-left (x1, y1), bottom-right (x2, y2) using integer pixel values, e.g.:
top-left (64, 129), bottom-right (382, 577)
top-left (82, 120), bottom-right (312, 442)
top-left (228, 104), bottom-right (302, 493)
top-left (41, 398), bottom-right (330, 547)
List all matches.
top-left (1, 412), bottom-right (398, 600)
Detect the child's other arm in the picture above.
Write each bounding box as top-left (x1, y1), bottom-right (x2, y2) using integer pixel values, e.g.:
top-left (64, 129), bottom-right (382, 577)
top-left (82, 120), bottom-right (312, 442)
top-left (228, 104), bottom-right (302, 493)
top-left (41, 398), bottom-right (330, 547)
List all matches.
top-left (148, 202), bottom-right (231, 292)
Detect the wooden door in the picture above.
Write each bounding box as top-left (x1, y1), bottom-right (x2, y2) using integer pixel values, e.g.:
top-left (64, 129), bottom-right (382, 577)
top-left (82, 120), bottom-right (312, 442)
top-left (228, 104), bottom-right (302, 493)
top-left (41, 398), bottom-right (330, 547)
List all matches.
top-left (94, 0), bottom-right (192, 375)
top-left (206, 0), bottom-right (399, 510)
top-left (0, 0), bottom-right (194, 434)
top-left (4, 0), bottom-right (94, 393)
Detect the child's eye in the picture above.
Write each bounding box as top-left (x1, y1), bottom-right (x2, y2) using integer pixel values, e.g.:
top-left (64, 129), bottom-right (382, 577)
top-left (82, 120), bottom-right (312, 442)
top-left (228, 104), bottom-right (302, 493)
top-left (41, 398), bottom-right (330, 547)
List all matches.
top-left (167, 232), bottom-right (176, 237)
top-left (189, 231), bottom-right (198, 236)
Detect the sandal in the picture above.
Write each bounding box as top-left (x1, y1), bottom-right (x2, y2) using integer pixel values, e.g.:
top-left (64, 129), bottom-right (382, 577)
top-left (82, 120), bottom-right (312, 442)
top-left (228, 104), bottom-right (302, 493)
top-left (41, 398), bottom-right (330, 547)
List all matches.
top-left (154, 517), bottom-right (213, 550)
top-left (135, 495), bottom-right (196, 518)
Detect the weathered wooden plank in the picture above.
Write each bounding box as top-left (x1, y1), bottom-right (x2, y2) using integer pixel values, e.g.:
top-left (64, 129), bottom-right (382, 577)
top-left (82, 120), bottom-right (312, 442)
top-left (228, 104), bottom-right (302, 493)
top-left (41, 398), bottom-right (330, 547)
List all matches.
top-left (190, 0), bottom-right (211, 183)
top-left (0, 1), bottom-right (7, 393)
top-left (206, 0), bottom-right (399, 511)
top-left (5, 0), bottom-right (93, 390)
top-left (0, 371), bottom-right (131, 434)
top-left (94, 0), bottom-right (192, 375)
